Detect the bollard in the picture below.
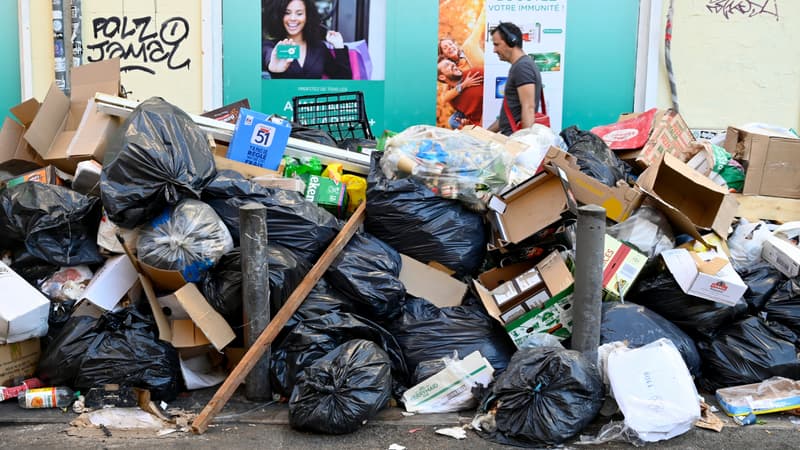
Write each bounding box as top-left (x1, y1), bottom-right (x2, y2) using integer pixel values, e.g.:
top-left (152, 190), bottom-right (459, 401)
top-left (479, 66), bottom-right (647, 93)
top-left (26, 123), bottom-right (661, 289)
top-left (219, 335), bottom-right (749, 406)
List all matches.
top-left (240, 203), bottom-right (271, 401)
top-left (571, 205), bottom-right (606, 363)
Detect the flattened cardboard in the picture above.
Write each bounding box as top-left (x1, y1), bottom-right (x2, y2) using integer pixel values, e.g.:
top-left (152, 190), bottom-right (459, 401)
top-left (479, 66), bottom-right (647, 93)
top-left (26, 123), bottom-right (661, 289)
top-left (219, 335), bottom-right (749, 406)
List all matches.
top-left (724, 126), bottom-right (800, 198)
top-left (154, 283), bottom-right (235, 351)
top-left (0, 113), bottom-right (44, 174)
top-left (24, 58), bottom-right (120, 172)
top-left (544, 147), bottom-right (643, 222)
top-left (0, 262), bottom-right (50, 344)
top-left (488, 170), bottom-right (568, 246)
top-left (636, 152), bottom-right (737, 241)
top-left (0, 338), bottom-right (41, 386)
top-left (399, 254), bottom-right (467, 308)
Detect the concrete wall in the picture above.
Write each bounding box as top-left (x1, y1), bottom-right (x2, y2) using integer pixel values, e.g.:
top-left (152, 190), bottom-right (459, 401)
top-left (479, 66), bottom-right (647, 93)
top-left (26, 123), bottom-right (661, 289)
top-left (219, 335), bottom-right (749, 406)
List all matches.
top-left (657, 0), bottom-right (800, 130)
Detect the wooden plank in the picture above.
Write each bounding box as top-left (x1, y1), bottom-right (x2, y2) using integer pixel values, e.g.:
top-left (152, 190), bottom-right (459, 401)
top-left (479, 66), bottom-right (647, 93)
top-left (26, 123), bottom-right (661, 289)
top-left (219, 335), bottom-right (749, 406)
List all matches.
top-left (191, 201), bottom-right (366, 434)
top-left (734, 194), bottom-right (800, 223)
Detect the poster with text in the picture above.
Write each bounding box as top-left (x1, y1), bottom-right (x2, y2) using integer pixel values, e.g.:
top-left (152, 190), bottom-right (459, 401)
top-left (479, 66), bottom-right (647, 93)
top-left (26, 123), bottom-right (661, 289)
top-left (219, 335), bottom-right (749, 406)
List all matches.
top-left (437, 0), bottom-right (567, 131)
top-left (261, 0), bottom-right (386, 81)
top-left (484, 0), bottom-right (567, 131)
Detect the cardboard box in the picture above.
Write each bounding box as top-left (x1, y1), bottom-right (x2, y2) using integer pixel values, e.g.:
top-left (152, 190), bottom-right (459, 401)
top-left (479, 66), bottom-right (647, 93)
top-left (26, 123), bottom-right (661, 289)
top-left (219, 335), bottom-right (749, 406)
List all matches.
top-left (398, 254), bottom-right (467, 308)
top-left (201, 99), bottom-right (250, 125)
top-left (153, 283), bottom-right (235, 351)
top-left (602, 234), bottom-right (647, 300)
top-left (544, 147), bottom-right (643, 222)
top-left (81, 255), bottom-right (140, 310)
top-left (0, 262), bottom-right (50, 344)
top-left (593, 108), bottom-right (696, 168)
top-left (724, 126), bottom-right (800, 198)
top-left (717, 377), bottom-right (800, 417)
top-left (227, 108), bottom-right (291, 171)
top-left (487, 170), bottom-right (569, 247)
top-left (0, 99), bottom-right (44, 174)
top-left (4, 165), bottom-right (66, 189)
top-left (761, 223), bottom-right (800, 278)
top-left (401, 351), bottom-right (494, 413)
top-left (661, 248), bottom-right (747, 306)
top-left (0, 338), bottom-right (41, 386)
top-left (636, 153), bottom-right (738, 242)
top-left (303, 174), bottom-right (348, 218)
top-left (474, 251), bottom-right (574, 346)
top-left (24, 58), bottom-right (121, 172)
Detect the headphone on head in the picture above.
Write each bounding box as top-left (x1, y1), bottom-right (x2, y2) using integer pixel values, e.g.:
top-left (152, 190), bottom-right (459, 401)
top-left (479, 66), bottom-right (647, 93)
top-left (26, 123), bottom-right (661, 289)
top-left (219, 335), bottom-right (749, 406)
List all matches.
top-left (496, 22), bottom-right (521, 47)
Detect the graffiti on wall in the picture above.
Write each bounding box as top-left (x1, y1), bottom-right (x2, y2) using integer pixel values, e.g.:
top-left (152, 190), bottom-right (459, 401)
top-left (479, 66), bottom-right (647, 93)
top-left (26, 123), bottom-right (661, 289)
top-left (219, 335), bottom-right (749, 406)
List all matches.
top-left (705, 0), bottom-right (780, 21)
top-left (85, 15), bottom-right (192, 74)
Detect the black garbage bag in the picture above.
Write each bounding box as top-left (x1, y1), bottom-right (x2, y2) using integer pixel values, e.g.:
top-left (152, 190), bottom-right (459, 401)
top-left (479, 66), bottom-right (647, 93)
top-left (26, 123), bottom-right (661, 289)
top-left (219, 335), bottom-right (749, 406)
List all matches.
top-left (626, 270), bottom-right (747, 339)
top-left (200, 244), bottom-right (310, 327)
top-left (325, 232), bottom-right (405, 321)
top-left (387, 296), bottom-right (515, 375)
top-left (202, 170), bottom-right (341, 262)
top-left (73, 308), bottom-right (181, 401)
top-left (411, 357), bottom-right (450, 386)
top-left (283, 278), bottom-right (355, 334)
top-left (289, 122), bottom-right (339, 147)
top-left (365, 152), bottom-right (486, 277)
top-left (8, 248), bottom-right (59, 287)
top-left (37, 315), bottom-right (99, 386)
top-left (743, 266), bottom-right (786, 312)
top-left (698, 316), bottom-right (800, 390)
top-left (560, 126), bottom-right (634, 187)
top-left (0, 183), bottom-right (103, 266)
top-left (474, 347), bottom-right (604, 447)
top-left (42, 300), bottom-right (77, 353)
top-left (100, 97), bottom-right (217, 228)
top-left (601, 302), bottom-right (701, 377)
top-left (137, 199), bottom-right (234, 283)
top-left (271, 312), bottom-right (408, 397)
top-left (289, 340), bottom-right (392, 434)
top-left (763, 279), bottom-right (800, 334)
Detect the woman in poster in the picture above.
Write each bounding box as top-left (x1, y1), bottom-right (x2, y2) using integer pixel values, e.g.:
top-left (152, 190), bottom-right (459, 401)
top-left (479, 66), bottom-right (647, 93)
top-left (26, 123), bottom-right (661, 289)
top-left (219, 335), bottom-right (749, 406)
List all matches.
top-left (263, 0), bottom-right (352, 79)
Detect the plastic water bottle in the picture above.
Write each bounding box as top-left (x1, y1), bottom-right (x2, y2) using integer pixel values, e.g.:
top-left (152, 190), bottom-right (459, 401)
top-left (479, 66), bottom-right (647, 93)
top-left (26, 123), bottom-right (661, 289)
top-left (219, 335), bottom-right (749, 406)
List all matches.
top-left (18, 387), bottom-right (77, 409)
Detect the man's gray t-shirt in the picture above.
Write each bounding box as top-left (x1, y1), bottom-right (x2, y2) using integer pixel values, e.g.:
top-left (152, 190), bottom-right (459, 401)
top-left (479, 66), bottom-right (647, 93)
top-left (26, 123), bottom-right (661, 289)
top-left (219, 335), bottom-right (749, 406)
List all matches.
top-left (498, 55), bottom-right (542, 135)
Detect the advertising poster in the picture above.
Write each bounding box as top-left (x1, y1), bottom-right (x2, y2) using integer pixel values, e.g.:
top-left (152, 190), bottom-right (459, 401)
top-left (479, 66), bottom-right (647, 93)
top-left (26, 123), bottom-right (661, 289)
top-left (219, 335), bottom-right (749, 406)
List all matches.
top-left (437, 0), bottom-right (567, 131)
top-left (261, 0), bottom-right (386, 81)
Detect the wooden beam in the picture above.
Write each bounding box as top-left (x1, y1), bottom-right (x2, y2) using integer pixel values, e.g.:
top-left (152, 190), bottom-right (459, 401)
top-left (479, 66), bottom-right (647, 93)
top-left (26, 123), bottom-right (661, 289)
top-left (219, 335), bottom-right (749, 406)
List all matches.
top-left (734, 194), bottom-right (800, 223)
top-left (191, 201), bottom-right (366, 434)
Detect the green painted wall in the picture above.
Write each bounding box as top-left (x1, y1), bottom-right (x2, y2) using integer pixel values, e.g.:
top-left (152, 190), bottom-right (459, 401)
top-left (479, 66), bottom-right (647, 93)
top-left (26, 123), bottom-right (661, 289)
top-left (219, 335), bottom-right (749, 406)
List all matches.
top-left (563, 0), bottom-right (639, 129)
top-left (0, 0), bottom-right (21, 119)
top-left (223, 0), bottom-right (638, 132)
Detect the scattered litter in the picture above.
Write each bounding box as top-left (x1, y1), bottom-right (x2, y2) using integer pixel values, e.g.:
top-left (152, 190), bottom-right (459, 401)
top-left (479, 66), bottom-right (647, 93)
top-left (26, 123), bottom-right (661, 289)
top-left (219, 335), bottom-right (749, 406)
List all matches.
top-left (388, 444), bottom-right (406, 450)
top-left (401, 412), bottom-right (414, 417)
top-left (789, 417), bottom-right (800, 426)
top-left (435, 426), bottom-right (467, 440)
top-left (695, 402), bottom-right (725, 432)
top-left (408, 428), bottom-right (423, 433)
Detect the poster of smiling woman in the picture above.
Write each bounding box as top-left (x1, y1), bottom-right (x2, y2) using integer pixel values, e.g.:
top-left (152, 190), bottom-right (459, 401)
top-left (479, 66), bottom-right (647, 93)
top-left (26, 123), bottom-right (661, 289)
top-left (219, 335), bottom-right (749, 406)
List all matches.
top-left (261, 0), bottom-right (386, 81)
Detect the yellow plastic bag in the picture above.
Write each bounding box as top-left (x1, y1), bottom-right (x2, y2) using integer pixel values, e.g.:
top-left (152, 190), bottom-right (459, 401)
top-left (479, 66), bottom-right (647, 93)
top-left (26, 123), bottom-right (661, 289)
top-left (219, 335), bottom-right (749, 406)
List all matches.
top-left (342, 174), bottom-right (366, 213)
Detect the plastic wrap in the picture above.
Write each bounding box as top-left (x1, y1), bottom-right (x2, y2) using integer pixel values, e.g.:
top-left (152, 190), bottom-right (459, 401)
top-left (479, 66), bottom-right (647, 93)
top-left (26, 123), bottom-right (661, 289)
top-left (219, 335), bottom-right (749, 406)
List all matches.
top-left (626, 269), bottom-right (747, 339)
top-left (607, 205), bottom-right (675, 259)
top-left (39, 265), bottom-right (93, 302)
top-left (727, 219), bottom-right (776, 273)
top-left (472, 347), bottom-right (603, 447)
top-left (325, 232), bottom-right (405, 321)
top-left (560, 125), bottom-right (635, 187)
top-left (202, 170), bottom-right (341, 263)
top-left (137, 199), bottom-right (234, 282)
top-left (271, 312), bottom-right (409, 397)
top-left (365, 152), bottom-right (487, 277)
top-left (0, 182), bottom-right (103, 266)
top-left (506, 124), bottom-right (566, 187)
top-left (698, 316), bottom-right (800, 390)
top-left (100, 97), bottom-right (217, 228)
top-left (289, 340), bottom-right (392, 434)
top-left (387, 296), bottom-right (515, 375)
top-left (600, 302), bottom-right (701, 377)
top-left (381, 125), bottom-right (512, 210)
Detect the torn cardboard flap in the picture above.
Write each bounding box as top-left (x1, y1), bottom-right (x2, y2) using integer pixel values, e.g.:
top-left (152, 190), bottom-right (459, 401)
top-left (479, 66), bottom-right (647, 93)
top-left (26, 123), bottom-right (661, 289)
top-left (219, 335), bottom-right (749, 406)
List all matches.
top-left (399, 254), bottom-right (466, 308)
top-left (690, 252), bottom-right (729, 276)
top-left (153, 283), bottom-right (235, 351)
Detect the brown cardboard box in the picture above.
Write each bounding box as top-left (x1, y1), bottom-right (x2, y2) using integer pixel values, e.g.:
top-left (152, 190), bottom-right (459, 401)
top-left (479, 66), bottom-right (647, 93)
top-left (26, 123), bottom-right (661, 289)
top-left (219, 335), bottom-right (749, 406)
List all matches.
top-left (724, 126), bottom-right (800, 198)
top-left (0, 99), bottom-right (45, 175)
top-left (487, 170), bottom-right (569, 248)
top-left (153, 283), bottom-right (235, 351)
top-left (609, 109), bottom-right (696, 168)
top-left (636, 152), bottom-right (738, 242)
top-left (0, 338), bottom-right (40, 386)
top-left (398, 254), bottom-right (467, 308)
top-left (23, 58), bottom-right (121, 172)
top-left (543, 146), bottom-right (643, 222)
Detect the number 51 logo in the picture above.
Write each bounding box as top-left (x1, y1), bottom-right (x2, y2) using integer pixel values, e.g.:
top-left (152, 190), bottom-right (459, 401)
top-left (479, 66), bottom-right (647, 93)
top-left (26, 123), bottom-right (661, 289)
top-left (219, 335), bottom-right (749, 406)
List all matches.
top-left (250, 123), bottom-right (275, 147)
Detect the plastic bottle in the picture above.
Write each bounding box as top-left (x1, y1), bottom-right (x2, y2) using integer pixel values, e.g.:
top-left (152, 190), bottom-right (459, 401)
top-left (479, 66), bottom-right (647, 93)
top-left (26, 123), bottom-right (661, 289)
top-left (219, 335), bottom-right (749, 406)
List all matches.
top-left (18, 387), bottom-right (77, 409)
top-left (0, 378), bottom-right (44, 402)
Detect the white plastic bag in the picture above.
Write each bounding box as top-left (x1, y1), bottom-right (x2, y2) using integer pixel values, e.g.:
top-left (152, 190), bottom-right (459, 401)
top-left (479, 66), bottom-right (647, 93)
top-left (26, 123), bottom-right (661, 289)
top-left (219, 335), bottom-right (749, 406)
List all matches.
top-left (607, 338), bottom-right (700, 442)
top-left (727, 218), bottom-right (776, 272)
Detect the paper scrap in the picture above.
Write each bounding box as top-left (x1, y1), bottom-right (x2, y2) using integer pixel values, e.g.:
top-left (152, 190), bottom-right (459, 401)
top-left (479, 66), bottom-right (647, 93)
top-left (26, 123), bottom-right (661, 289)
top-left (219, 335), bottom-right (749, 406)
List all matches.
top-left (435, 426), bottom-right (467, 440)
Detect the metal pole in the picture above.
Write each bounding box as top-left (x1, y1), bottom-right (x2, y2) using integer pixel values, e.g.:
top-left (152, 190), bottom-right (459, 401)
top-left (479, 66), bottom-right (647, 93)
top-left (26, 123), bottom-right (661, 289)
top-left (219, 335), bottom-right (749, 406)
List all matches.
top-left (572, 205), bottom-right (606, 363)
top-left (240, 203), bottom-right (271, 401)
